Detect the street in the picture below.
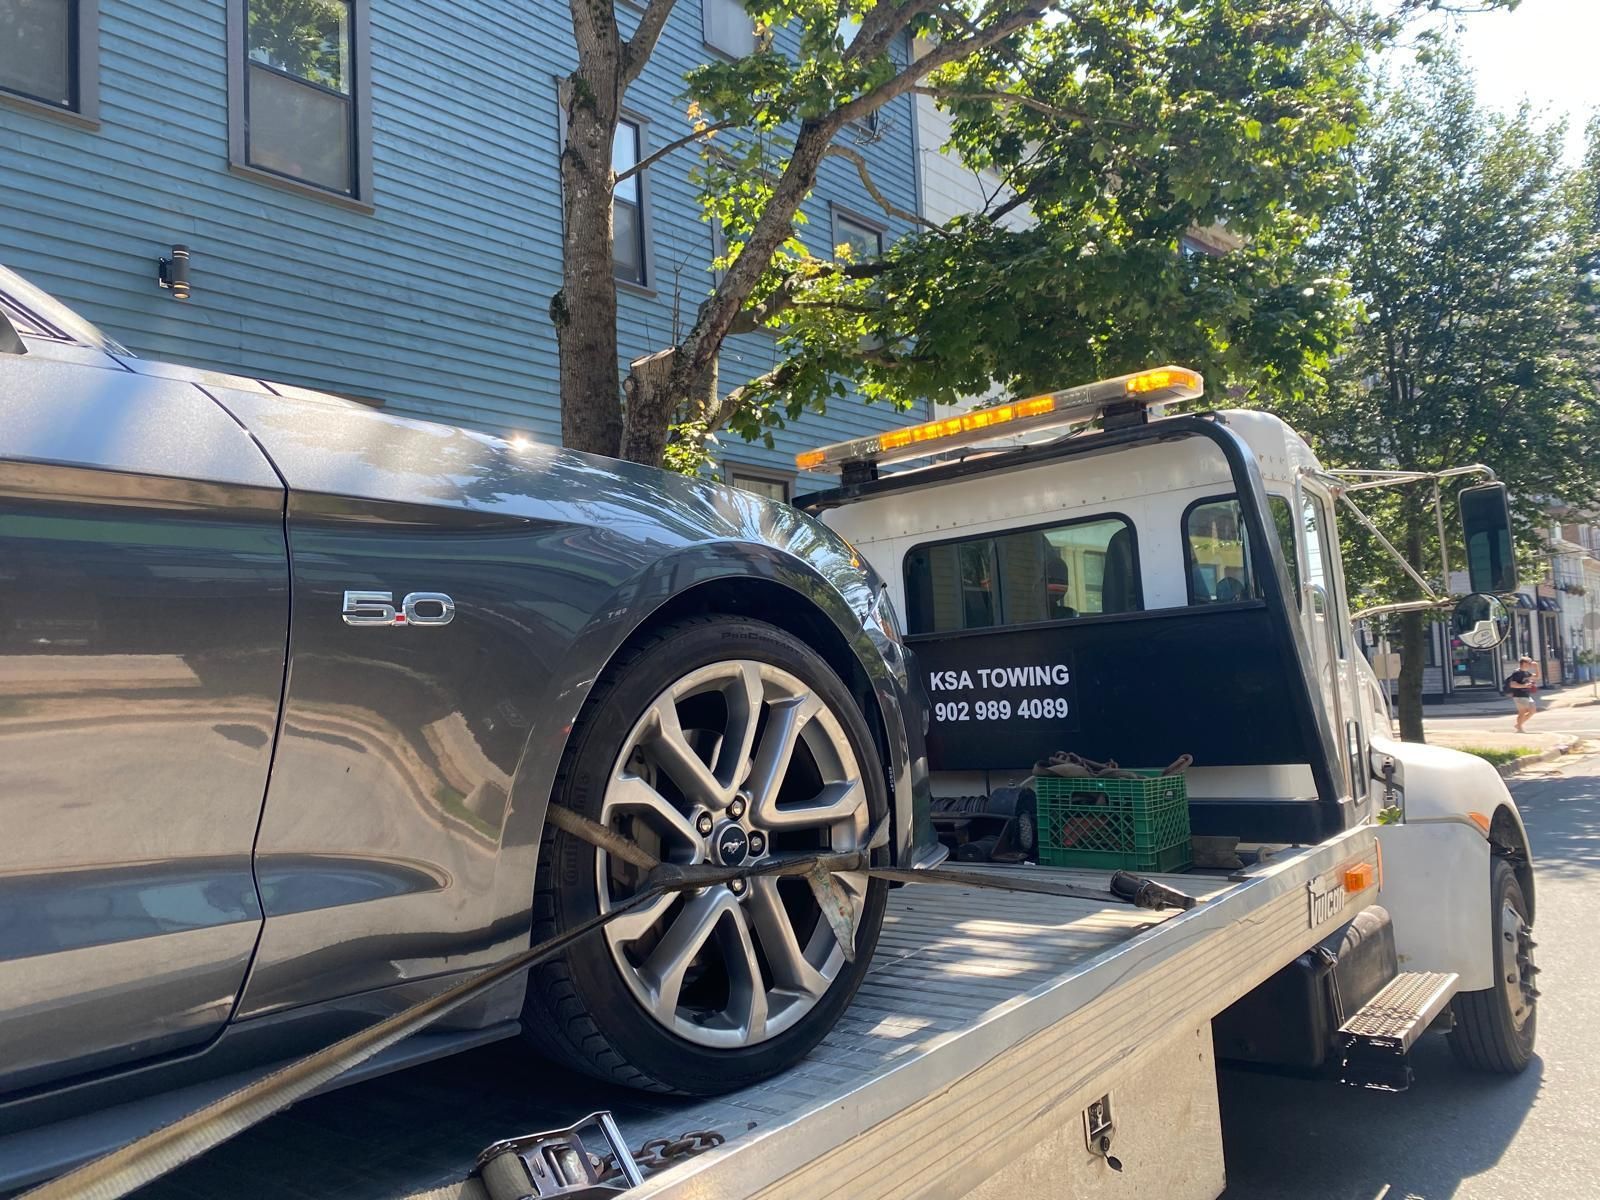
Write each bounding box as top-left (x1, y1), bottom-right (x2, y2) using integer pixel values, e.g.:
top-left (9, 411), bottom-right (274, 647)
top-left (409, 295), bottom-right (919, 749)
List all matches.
top-left (1220, 751), bottom-right (1600, 1199)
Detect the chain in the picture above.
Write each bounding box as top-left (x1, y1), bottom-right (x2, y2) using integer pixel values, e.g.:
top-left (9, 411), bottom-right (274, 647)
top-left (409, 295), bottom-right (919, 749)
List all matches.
top-left (632, 1129), bottom-right (726, 1172)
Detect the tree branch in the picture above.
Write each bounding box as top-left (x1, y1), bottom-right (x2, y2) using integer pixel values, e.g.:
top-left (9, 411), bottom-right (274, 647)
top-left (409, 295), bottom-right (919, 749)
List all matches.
top-left (844, 0), bottom-right (941, 68)
top-left (725, 259), bottom-right (889, 334)
top-left (824, 144), bottom-right (942, 229)
top-left (909, 85), bottom-right (1118, 129)
top-left (829, 2), bottom-right (1053, 132)
top-left (615, 120), bottom-right (737, 184)
top-left (622, 0), bottom-right (680, 85)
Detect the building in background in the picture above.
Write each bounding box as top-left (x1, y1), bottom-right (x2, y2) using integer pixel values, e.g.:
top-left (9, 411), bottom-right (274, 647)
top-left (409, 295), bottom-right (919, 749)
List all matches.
top-left (1554, 513), bottom-right (1600, 681)
top-left (0, 0), bottom-right (924, 499)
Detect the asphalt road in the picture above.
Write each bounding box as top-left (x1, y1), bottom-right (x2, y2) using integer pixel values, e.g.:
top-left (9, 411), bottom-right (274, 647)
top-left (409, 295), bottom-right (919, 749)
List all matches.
top-left (1219, 753), bottom-right (1600, 1200)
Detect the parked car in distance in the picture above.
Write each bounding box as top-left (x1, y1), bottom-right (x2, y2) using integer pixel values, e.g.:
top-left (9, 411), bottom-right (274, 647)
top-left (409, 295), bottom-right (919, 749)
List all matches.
top-left (0, 263), bottom-right (940, 1184)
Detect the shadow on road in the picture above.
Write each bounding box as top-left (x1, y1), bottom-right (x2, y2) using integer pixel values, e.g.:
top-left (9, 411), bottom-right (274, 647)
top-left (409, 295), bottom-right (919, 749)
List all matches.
top-left (1219, 1047), bottom-right (1544, 1199)
top-left (1512, 767), bottom-right (1600, 884)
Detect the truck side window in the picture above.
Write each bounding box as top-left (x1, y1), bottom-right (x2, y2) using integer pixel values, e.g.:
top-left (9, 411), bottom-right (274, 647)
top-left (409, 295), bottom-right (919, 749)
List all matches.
top-left (904, 515), bottom-right (1140, 635)
top-left (1301, 495), bottom-right (1346, 656)
top-left (1184, 495), bottom-right (1299, 606)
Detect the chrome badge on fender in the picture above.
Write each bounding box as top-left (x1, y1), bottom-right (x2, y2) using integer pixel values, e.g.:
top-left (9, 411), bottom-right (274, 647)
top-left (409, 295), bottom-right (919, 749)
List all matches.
top-left (341, 591), bottom-right (456, 627)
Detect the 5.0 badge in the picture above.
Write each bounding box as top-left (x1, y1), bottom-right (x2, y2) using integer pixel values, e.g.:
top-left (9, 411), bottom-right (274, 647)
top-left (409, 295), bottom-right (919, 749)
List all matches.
top-left (341, 591), bottom-right (456, 627)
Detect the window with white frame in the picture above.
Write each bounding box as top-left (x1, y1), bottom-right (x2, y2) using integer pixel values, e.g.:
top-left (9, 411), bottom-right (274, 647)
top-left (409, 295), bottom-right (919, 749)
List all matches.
top-left (0, 0), bottom-right (97, 117)
top-left (233, 0), bottom-right (368, 199)
top-left (702, 0), bottom-right (754, 57)
top-left (612, 120), bottom-right (650, 286)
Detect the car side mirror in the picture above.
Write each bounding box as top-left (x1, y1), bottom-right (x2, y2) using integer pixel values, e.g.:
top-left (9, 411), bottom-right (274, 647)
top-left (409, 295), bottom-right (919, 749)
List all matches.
top-left (1459, 482), bottom-right (1517, 595)
top-left (1452, 592), bottom-right (1511, 650)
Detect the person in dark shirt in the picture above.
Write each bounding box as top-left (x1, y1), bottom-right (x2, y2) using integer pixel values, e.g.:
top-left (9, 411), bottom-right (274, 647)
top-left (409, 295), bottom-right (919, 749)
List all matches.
top-left (1505, 656), bottom-right (1539, 733)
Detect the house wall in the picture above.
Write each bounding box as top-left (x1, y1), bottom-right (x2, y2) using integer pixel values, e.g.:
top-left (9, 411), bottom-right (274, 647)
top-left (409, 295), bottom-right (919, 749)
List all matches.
top-left (0, 0), bottom-right (921, 479)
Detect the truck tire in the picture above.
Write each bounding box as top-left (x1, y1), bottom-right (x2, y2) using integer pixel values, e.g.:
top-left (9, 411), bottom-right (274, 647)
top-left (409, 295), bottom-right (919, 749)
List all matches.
top-left (521, 615), bottom-right (890, 1095)
top-left (1447, 857), bottom-right (1536, 1074)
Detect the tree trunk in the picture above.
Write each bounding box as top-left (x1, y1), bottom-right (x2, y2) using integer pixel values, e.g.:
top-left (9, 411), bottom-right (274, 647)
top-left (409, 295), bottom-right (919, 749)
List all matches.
top-left (1396, 609), bottom-right (1427, 742)
top-left (613, 121), bottom-right (837, 461)
top-left (621, 349), bottom-right (678, 465)
top-left (555, 53), bottom-right (624, 457)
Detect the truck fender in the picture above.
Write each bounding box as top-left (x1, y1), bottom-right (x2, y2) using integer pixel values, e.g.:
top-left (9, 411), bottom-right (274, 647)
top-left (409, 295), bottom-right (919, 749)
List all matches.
top-left (1368, 733), bottom-right (1536, 989)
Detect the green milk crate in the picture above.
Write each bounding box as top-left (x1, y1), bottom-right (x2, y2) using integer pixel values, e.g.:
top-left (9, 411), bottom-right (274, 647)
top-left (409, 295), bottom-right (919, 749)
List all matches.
top-left (1033, 770), bottom-right (1192, 874)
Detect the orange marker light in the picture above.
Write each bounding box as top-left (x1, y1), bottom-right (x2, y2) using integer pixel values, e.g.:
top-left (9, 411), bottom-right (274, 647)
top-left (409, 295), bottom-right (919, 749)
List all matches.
top-left (1344, 862), bottom-right (1377, 893)
top-left (1468, 811), bottom-right (1491, 834)
top-left (1125, 366), bottom-right (1202, 395)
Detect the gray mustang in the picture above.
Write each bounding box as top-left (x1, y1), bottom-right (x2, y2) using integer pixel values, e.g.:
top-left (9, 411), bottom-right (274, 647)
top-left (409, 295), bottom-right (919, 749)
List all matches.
top-left (0, 264), bottom-right (938, 1182)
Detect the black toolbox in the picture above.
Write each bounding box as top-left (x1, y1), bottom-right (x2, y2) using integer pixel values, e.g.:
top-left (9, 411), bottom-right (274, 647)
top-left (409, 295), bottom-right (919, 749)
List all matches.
top-left (1213, 905), bottom-right (1399, 1069)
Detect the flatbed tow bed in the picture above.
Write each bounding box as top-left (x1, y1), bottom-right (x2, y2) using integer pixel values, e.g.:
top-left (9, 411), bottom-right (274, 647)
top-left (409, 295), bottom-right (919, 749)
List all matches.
top-left (623, 830), bottom-right (1376, 1200)
top-left (335, 827), bottom-right (1376, 1200)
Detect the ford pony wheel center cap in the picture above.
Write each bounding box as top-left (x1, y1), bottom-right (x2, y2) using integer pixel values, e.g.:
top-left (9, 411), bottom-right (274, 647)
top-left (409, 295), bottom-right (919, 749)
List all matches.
top-left (714, 822), bottom-right (750, 866)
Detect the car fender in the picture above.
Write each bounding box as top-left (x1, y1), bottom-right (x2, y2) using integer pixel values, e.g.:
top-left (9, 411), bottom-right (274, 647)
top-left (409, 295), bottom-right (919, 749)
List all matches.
top-left (514, 535), bottom-right (930, 878)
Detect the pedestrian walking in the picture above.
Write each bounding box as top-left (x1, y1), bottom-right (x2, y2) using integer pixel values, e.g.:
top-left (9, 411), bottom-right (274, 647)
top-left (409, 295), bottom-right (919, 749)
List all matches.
top-left (1505, 656), bottom-right (1539, 733)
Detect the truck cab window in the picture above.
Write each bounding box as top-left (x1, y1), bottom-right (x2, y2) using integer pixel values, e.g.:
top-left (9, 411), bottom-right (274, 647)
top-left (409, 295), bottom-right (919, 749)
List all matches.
top-left (1184, 495), bottom-right (1299, 606)
top-left (1301, 494), bottom-right (1346, 656)
top-left (905, 516), bottom-right (1140, 635)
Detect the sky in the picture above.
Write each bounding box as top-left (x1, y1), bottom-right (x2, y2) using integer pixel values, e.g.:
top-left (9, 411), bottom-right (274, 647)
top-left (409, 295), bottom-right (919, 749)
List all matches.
top-left (1449, 0), bottom-right (1600, 164)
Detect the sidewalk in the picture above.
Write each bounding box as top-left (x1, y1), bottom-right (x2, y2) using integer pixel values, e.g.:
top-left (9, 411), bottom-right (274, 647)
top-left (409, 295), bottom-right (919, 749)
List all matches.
top-left (1422, 684), bottom-right (1600, 720)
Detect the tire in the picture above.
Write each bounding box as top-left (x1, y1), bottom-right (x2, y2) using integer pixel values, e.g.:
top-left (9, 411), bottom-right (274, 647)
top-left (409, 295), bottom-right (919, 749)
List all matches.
top-left (1447, 857), bottom-right (1537, 1074)
top-left (521, 615), bottom-right (890, 1095)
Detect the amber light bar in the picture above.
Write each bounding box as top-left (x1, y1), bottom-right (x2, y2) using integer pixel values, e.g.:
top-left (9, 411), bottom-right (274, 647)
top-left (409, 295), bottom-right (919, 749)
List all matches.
top-left (795, 366), bottom-right (1204, 473)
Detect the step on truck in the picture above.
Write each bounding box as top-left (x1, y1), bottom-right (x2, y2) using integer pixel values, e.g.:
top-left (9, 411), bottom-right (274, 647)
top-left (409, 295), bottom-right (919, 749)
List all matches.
top-left (14, 366), bottom-right (1538, 1200)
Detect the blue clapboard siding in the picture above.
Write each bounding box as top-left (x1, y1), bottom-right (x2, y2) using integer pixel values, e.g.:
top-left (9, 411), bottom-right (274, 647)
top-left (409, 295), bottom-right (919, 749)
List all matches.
top-left (0, 0), bottom-right (924, 473)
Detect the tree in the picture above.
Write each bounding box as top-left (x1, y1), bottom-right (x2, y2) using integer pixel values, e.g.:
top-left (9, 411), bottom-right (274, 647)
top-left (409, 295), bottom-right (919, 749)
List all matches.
top-left (1272, 51), bottom-right (1600, 741)
top-left (552, 0), bottom-right (1476, 468)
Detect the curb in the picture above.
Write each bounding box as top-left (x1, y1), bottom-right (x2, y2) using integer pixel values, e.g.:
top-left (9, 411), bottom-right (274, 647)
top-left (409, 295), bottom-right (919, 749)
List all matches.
top-left (1497, 740), bottom-right (1582, 778)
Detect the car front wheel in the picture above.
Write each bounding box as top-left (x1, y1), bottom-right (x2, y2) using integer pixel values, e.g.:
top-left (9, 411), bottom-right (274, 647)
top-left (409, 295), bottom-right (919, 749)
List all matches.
top-left (521, 615), bottom-right (889, 1094)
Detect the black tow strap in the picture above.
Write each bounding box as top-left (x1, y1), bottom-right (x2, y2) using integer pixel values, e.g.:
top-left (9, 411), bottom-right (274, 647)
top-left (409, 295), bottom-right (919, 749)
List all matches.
top-left (23, 806), bottom-right (1195, 1200)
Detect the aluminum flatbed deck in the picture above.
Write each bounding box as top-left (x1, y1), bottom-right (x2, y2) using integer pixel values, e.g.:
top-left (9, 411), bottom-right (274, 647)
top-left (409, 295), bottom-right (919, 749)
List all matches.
top-left (107, 828), bottom-right (1377, 1200)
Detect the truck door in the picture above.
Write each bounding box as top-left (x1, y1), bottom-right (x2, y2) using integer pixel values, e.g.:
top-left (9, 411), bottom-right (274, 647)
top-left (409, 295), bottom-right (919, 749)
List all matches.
top-left (0, 351), bottom-right (288, 1092)
top-left (1295, 482), bottom-right (1365, 802)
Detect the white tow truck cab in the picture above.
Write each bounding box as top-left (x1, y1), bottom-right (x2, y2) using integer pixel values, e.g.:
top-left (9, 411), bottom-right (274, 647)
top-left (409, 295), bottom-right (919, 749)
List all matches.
top-left (667, 365), bottom-right (1533, 1200)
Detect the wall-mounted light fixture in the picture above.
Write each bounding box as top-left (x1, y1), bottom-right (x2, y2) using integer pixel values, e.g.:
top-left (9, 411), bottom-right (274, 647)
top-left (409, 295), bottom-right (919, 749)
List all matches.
top-left (158, 245), bottom-right (191, 300)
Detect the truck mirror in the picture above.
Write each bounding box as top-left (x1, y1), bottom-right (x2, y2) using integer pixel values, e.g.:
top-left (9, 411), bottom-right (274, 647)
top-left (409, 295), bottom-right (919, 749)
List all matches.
top-left (1458, 482), bottom-right (1517, 595)
top-left (1452, 593), bottom-right (1511, 650)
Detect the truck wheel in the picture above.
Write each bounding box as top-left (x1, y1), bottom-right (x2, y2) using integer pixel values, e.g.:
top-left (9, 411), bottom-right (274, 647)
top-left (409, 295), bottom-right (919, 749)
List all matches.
top-left (522, 616), bottom-right (889, 1095)
top-left (1447, 858), bottom-right (1536, 1074)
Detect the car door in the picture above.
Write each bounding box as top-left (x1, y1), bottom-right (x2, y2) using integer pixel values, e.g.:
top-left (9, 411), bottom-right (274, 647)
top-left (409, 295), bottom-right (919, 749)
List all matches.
top-left (0, 336), bottom-right (288, 1093)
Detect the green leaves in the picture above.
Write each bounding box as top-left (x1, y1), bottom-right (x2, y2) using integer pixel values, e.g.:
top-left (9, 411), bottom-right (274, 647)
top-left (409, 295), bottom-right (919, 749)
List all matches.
top-left (1269, 47), bottom-right (1600, 615)
top-left (703, 0), bottom-right (1369, 431)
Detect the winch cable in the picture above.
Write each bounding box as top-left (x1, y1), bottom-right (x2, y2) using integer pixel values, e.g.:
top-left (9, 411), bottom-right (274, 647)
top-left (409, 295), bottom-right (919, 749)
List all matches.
top-left (21, 804), bottom-right (1196, 1200)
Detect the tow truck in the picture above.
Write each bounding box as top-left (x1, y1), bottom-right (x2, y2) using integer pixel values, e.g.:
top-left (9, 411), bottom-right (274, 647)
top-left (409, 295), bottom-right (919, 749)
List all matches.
top-left (27, 368), bottom-right (1537, 1200)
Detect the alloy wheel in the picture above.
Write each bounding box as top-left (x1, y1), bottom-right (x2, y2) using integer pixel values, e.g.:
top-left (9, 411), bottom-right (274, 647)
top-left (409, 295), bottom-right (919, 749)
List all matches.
top-left (594, 660), bottom-right (871, 1048)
